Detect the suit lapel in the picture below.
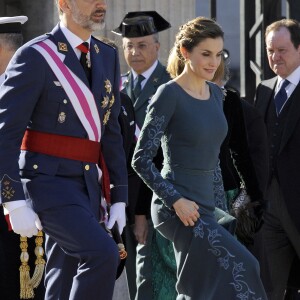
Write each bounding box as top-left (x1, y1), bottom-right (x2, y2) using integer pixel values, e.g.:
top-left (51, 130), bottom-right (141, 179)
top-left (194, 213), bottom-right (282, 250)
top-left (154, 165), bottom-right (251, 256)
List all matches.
top-left (279, 82), bottom-right (300, 153)
top-left (134, 63), bottom-right (165, 111)
top-left (256, 77), bottom-right (277, 119)
top-left (121, 73), bottom-right (134, 103)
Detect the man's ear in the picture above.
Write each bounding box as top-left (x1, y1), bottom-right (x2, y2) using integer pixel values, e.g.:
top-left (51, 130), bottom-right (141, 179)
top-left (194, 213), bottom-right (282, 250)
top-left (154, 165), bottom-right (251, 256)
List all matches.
top-left (58, 0), bottom-right (71, 14)
top-left (155, 42), bottom-right (160, 52)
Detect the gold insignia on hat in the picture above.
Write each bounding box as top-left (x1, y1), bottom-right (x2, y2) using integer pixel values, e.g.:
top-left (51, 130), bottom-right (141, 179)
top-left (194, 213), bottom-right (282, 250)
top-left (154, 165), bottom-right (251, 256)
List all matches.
top-left (58, 42), bottom-right (68, 52)
top-left (58, 112), bottom-right (66, 123)
top-left (101, 95), bottom-right (109, 108)
top-left (153, 77), bottom-right (158, 83)
top-left (109, 95), bottom-right (115, 108)
top-left (104, 79), bottom-right (112, 94)
top-left (94, 44), bottom-right (100, 53)
top-left (2, 180), bottom-right (15, 200)
top-left (103, 109), bottom-right (111, 125)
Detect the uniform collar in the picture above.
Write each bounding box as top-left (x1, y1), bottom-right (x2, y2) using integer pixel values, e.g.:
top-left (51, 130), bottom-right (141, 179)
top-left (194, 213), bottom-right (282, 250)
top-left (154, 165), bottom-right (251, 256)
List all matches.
top-left (131, 60), bottom-right (158, 89)
top-left (59, 22), bottom-right (91, 59)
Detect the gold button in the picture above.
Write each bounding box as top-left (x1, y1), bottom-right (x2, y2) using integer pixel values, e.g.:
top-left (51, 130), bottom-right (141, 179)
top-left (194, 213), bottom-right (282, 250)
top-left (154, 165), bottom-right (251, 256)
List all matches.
top-left (63, 99), bottom-right (68, 104)
top-left (33, 164), bottom-right (38, 169)
top-left (85, 164), bottom-right (90, 171)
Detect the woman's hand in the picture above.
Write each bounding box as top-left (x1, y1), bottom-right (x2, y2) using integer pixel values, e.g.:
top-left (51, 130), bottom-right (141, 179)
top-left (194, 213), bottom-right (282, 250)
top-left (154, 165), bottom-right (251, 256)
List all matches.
top-left (173, 198), bottom-right (200, 226)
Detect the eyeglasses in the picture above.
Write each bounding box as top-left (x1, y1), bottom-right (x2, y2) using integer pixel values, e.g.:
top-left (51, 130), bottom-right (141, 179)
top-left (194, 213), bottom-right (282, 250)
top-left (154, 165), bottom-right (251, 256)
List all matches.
top-left (124, 42), bottom-right (157, 52)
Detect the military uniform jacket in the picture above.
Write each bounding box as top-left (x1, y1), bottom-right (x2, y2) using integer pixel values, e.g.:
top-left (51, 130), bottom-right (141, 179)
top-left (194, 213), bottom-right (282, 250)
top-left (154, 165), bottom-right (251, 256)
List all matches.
top-left (0, 24), bottom-right (128, 212)
top-left (121, 61), bottom-right (171, 129)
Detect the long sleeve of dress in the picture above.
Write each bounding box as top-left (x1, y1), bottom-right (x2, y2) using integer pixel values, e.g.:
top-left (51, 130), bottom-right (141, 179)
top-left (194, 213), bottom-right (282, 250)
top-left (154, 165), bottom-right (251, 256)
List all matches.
top-left (132, 83), bottom-right (182, 208)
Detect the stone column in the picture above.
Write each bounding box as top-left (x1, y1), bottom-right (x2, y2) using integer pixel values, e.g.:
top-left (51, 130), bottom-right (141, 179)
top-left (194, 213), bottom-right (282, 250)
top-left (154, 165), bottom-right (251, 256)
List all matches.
top-left (20, 0), bottom-right (58, 42)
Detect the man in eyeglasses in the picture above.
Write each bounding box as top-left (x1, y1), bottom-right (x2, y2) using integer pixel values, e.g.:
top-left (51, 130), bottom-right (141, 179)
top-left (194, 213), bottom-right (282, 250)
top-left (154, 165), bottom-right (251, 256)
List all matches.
top-left (112, 11), bottom-right (171, 300)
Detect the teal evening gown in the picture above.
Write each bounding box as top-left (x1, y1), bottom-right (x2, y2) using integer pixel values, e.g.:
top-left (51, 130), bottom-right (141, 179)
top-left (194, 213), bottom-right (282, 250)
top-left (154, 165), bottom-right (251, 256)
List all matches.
top-left (151, 160), bottom-right (228, 300)
top-left (132, 80), bottom-right (267, 300)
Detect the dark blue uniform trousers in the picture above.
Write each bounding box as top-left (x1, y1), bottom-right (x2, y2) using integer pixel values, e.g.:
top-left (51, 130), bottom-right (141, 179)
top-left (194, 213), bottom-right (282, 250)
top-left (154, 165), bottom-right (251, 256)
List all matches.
top-left (39, 200), bottom-right (119, 300)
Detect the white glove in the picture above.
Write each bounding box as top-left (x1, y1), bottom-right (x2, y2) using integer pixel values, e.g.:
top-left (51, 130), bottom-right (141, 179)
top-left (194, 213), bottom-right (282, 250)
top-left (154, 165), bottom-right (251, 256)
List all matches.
top-left (107, 202), bottom-right (126, 234)
top-left (8, 204), bottom-right (43, 237)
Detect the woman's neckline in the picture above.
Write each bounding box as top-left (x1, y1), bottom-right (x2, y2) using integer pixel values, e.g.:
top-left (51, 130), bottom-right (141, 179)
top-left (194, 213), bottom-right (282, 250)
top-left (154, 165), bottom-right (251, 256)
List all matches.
top-left (171, 80), bottom-right (211, 101)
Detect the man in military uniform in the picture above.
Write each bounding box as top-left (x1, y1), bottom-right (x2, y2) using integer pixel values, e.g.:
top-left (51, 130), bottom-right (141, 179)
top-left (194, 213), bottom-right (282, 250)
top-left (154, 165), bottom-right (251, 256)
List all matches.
top-left (112, 11), bottom-right (171, 300)
top-left (0, 1), bottom-right (127, 299)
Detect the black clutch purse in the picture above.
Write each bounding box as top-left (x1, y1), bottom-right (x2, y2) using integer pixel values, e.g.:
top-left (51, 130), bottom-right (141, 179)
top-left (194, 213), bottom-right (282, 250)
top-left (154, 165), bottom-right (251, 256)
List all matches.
top-left (231, 188), bottom-right (250, 211)
top-left (230, 188), bottom-right (263, 245)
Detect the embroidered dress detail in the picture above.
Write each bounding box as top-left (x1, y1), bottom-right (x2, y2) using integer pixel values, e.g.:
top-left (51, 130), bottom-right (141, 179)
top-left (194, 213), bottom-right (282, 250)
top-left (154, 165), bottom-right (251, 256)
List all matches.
top-left (193, 220), bottom-right (263, 299)
top-left (135, 124), bottom-right (141, 141)
top-left (214, 160), bottom-right (229, 212)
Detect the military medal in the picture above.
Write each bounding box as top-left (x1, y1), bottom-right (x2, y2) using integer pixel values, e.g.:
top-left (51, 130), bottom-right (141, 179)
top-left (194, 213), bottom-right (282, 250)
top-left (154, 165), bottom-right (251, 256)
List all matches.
top-left (58, 112), bottom-right (66, 123)
top-left (105, 79), bottom-right (112, 94)
top-left (103, 109), bottom-right (111, 125)
top-left (86, 53), bottom-right (91, 68)
top-left (101, 95), bottom-right (109, 108)
top-left (109, 95), bottom-right (115, 108)
top-left (94, 44), bottom-right (100, 54)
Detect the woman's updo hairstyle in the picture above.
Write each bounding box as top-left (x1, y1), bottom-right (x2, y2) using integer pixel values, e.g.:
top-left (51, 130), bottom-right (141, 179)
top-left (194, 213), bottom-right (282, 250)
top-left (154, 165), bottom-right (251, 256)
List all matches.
top-left (167, 17), bottom-right (224, 78)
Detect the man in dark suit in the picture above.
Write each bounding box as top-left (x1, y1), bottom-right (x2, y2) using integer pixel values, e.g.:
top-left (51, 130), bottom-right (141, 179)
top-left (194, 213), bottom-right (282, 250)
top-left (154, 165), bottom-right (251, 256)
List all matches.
top-left (255, 18), bottom-right (300, 300)
top-left (0, 1), bottom-right (128, 299)
top-left (112, 11), bottom-right (171, 300)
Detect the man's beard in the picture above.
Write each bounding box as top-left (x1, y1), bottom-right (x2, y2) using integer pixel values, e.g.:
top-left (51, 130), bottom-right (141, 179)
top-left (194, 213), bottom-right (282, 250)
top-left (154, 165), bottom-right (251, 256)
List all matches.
top-left (71, 5), bottom-right (106, 31)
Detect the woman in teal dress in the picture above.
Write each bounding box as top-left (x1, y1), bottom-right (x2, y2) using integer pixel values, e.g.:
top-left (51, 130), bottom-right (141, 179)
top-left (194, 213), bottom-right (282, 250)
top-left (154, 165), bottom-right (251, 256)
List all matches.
top-left (132, 17), bottom-right (267, 300)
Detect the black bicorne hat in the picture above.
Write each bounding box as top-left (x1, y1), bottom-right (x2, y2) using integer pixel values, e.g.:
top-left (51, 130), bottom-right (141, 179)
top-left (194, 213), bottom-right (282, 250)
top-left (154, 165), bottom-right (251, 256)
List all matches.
top-left (112, 11), bottom-right (171, 38)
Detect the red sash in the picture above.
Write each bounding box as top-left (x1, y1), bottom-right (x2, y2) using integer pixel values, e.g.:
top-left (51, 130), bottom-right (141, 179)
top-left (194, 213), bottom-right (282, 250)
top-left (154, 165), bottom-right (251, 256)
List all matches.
top-left (21, 129), bottom-right (111, 203)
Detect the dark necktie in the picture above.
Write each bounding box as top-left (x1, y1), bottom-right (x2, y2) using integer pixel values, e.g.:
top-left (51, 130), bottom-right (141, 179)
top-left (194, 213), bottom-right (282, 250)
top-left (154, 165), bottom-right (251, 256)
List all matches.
top-left (274, 79), bottom-right (290, 115)
top-left (77, 42), bottom-right (91, 84)
top-left (133, 74), bottom-right (145, 100)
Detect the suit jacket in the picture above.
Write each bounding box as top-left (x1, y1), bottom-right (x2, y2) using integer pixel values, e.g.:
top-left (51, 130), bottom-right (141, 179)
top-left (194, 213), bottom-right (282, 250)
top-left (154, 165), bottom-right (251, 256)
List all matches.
top-left (118, 92), bottom-right (135, 161)
top-left (0, 24), bottom-right (128, 212)
top-left (241, 99), bottom-right (269, 200)
top-left (121, 62), bottom-right (170, 224)
top-left (121, 61), bottom-right (171, 128)
top-left (255, 76), bottom-right (300, 232)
